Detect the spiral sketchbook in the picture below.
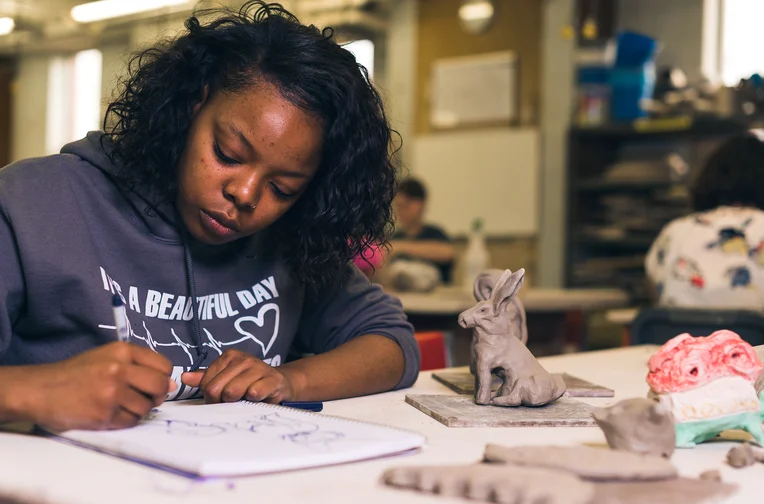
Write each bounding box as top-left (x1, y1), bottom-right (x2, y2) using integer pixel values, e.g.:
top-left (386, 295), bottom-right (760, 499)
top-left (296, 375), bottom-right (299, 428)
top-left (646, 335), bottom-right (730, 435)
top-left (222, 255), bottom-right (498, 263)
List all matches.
top-left (46, 401), bottom-right (426, 477)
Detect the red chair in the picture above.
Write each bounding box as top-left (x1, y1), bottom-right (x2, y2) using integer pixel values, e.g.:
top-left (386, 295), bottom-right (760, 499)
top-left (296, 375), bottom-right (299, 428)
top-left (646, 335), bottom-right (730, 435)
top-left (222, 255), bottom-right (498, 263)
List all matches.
top-left (415, 331), bottom-right (447, 371)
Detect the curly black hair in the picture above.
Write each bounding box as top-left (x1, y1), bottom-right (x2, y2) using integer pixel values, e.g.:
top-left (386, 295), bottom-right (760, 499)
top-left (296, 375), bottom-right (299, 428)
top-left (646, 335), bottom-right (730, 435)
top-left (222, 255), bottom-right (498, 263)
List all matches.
top-left (103, 1), bottom-right (399, 292)
top-left (691, 133), bottom-right (764, 212)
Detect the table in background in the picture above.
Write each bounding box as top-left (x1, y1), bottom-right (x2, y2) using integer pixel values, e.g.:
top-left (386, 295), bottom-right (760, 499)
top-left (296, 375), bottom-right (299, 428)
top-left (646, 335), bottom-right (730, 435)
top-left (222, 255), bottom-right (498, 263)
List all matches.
top-left (605, 307), bottom-right (640, 345)
top-left (1, 346), bottom-right (760, 504)
top-left (394, 286), bottom-right (631, 364)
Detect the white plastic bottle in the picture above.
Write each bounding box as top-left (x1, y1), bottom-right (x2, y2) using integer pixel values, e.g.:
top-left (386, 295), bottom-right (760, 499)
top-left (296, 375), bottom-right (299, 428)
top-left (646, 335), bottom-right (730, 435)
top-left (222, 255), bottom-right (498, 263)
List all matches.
top-left (463, 218), bottom-right (490, 291)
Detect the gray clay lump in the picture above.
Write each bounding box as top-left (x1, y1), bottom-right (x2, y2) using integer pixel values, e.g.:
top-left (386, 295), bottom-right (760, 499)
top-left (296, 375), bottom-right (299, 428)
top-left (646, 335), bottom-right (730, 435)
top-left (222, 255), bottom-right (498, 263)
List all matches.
top-left (592, 397), bottom-right (676, 458)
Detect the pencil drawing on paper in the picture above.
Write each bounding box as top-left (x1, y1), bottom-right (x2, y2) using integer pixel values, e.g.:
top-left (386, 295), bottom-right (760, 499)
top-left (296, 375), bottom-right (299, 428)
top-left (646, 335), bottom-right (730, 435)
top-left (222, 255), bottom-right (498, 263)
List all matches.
top-left (139, 411), bottom-right (346, 450)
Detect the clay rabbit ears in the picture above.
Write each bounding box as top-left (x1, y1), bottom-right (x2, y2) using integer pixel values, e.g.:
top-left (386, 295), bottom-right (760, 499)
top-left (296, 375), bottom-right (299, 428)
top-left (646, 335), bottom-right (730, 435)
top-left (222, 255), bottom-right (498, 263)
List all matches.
top-left (487, 268), bottom-right (525, 314)
top-left (458, 268), bottom-right (525, 330)
top-left (473, 268), bottom-right (509, 301)
top-left (468, 268), bottom-right (528, 346)
top-left (473, 268), bottom-right (525, 303)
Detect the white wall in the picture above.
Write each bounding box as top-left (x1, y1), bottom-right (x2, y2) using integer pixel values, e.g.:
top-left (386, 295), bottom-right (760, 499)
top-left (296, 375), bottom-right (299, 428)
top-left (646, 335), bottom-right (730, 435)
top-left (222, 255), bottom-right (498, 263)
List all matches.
top-left (11, 55), bottom-right (48, 162)
top-left (617, 0), bottom-right (705, 81)
top-left (412, 128), bottom-right (539, 237)
top-left (538, 0), bottom-right (575, 287)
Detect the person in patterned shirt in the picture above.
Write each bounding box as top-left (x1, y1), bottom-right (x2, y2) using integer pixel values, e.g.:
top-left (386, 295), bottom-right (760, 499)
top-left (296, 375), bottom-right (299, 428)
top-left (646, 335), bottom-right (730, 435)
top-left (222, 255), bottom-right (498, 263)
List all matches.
top-left (646, 133), bottom-right (764, 309)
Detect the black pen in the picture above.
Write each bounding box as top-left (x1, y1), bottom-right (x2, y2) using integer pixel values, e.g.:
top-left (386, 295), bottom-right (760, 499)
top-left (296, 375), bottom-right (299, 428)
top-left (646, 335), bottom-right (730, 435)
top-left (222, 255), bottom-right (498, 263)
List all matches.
top-left (280, 401), bottom-right (323, 412)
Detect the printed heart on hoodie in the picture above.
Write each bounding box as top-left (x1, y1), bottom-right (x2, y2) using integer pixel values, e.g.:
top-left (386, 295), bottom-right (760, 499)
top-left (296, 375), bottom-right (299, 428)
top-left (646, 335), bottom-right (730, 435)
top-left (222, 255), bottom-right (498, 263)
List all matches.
top-left (231, 303), bottom-right (281, 357)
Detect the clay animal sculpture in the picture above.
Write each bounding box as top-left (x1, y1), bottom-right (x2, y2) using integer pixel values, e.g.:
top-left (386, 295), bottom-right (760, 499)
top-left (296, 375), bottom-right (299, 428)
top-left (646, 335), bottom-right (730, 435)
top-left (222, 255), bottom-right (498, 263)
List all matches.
top-left (458, 269), bottom-right (566, 407)
top-left (468, 269), bottom-right (529, 376)
top-left (382, 463), bottom-right (594, 504)
top-left (473, 268), bottom-right (528, 345)
top-left (647, 330), bottom-right (764, 447)
top-left (592, 397), bottom-right (676, 458)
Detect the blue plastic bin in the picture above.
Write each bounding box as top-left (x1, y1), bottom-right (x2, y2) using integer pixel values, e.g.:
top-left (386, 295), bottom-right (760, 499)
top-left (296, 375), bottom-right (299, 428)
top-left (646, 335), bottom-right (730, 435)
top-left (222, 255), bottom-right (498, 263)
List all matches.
top-left (609, 63), bottom-right (655, 122)
top-left (614, 31), bottom-right (659, 67)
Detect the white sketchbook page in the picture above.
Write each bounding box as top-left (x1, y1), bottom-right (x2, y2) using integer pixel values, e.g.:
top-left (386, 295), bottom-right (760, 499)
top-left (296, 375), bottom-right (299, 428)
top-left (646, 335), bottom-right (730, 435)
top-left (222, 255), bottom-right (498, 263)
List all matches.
top-left (49, 401), bottom-right (426, 477)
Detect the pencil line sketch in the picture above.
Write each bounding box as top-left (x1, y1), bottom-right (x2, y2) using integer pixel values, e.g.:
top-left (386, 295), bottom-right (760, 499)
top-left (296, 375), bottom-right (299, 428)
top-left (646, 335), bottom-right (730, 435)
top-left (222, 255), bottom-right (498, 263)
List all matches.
top-left (138, 412), bottom-right (346, 450)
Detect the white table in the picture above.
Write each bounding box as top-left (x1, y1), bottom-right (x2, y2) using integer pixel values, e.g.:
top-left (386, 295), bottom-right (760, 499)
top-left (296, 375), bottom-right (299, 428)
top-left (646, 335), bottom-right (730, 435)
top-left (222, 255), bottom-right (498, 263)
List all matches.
top-left (1, 346), bottom-right (761, 504)
top-left (396, 286), bottom-right (631, 360)
top-left (395, 286), bottom-right (630, 315)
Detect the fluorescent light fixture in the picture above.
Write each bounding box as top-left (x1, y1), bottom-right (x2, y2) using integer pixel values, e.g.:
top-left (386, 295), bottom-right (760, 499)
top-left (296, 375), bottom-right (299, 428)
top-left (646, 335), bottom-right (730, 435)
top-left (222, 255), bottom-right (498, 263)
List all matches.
top-left (458, 1), bottom-right (494, 22)
top-left (0, 17), bottom-right (15, 36)
top-left (71, 0), bottom-right (189, 23)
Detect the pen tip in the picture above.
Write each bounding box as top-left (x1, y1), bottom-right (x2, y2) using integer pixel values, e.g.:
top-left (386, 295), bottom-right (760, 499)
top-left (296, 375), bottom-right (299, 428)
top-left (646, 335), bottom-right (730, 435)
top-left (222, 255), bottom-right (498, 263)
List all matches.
top-left (112, 293), bottom-right (123, 306)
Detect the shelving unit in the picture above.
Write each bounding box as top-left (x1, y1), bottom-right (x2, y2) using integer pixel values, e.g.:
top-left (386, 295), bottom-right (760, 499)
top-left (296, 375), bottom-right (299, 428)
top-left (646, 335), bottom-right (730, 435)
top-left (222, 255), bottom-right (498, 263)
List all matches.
top-left (564, 116), bottom-right (751, 304)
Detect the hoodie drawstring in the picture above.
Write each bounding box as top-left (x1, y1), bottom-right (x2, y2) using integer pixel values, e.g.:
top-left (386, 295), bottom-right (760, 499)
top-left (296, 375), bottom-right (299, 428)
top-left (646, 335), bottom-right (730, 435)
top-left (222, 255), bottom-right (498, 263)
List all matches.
top-left (181, 232), bottom-right (208, 372)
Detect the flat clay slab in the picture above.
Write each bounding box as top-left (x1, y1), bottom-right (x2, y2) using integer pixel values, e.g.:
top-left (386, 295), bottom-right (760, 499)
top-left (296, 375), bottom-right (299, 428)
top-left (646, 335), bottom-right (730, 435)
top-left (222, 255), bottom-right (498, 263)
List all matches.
top-left (406, 394), bottom-right (597, 428)
top-left (592, 477), bottom-right (737, 504)
top-left (432, 368), bottom-right (614, 398)
top-left (483, 444), bottom-right (677, 481)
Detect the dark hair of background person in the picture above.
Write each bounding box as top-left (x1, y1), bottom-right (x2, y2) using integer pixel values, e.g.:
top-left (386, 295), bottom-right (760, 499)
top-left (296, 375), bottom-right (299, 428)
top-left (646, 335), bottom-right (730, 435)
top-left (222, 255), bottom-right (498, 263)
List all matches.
top-left (692, 133), bottom-right (764, 212)
top-left (397, 177), bottom-right (427, 201)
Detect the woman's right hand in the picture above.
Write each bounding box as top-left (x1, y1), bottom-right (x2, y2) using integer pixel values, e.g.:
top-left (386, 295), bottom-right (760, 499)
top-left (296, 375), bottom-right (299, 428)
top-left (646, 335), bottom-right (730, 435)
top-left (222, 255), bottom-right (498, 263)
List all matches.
top-left (1, 342), bottom-right (175, 431)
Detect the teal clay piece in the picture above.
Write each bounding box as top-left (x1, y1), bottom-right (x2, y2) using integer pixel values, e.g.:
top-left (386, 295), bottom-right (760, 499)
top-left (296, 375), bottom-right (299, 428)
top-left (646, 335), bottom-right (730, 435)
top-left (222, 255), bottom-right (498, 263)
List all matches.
top-left (674, 411), bottom-right (764, 448)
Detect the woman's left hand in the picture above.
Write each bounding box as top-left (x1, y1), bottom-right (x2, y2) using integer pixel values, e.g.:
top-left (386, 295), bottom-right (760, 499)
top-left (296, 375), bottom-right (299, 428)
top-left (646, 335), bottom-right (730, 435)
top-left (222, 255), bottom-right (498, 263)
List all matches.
top-left (180, 350), bottom-right (295, 404)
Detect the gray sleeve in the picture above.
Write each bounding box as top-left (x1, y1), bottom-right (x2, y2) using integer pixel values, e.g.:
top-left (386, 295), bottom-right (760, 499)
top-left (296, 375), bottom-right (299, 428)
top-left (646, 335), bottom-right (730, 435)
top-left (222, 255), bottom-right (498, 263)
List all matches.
top-left (0, 209), bottom-right (25, 358)
top-left (295, 265), bottom-right (420, 389)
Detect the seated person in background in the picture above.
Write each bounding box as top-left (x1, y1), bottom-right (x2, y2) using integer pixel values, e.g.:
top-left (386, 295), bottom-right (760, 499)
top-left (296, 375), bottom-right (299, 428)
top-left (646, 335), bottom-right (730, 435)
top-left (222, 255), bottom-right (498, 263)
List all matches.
top-left (646, 133), bottom-right (764, 310)
top-left (389, 178), bottom-right (455, 284)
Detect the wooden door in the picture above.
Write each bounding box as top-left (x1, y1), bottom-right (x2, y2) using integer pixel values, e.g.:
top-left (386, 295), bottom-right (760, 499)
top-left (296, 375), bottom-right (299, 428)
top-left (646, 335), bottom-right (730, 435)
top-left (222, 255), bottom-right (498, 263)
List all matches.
top-left (0, 57), bottom-right (15, 166)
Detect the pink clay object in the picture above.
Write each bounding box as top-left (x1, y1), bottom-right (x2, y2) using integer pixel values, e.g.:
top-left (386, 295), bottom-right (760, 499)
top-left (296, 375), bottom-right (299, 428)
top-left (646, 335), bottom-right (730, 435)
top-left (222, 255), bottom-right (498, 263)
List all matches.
top-left (647, 330), bottom-right (763, 394)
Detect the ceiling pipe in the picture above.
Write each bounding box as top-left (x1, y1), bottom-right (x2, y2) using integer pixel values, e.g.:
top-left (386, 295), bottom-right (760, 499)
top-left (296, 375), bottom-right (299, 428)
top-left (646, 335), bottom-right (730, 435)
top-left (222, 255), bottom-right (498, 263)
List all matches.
top-left (306, 9), bottom-right (387, 32)
top-left (70, 0), bottom-right (191, 24)
top-left (299, 0), bottom-right (391, 13)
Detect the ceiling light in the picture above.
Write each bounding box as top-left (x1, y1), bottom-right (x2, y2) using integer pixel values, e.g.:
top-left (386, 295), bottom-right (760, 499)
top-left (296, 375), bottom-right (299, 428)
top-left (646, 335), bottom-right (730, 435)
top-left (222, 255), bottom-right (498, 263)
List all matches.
top-left (458, 1), bottom-right (494, 22)
top-left (458, 0), bottom-right (494, 35)
top-left (0, 17), bottom-right (14, 36)
top-left (71, 0), bottom-right (189, 23)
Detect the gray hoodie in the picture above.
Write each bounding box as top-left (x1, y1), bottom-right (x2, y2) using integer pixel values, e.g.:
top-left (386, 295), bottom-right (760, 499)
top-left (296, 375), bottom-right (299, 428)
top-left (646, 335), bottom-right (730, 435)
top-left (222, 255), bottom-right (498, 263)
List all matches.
top-left (0, 132), bottom-right (420, 400)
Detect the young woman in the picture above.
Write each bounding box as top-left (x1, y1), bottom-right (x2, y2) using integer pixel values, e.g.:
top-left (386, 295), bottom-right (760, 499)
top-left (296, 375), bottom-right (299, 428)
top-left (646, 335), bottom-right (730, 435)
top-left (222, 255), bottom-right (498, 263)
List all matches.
top-left (0, 1), bottom-right (419, 431)
top-left (646, 133), bottom-right (764, 309)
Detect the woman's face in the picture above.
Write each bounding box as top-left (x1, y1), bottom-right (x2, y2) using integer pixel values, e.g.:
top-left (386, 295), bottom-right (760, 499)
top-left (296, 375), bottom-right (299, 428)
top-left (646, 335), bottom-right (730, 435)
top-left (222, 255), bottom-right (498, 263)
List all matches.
top-left (176, 81), bottom-right (323, 245)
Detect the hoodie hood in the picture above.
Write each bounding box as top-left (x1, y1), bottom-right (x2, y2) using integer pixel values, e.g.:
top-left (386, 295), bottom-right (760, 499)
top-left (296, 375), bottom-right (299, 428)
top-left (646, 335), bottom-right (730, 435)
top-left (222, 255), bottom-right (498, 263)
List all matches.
top-left (62, 131), bottom-right (211, 369)
top-left (61, 131), bottom-right (181, 243)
